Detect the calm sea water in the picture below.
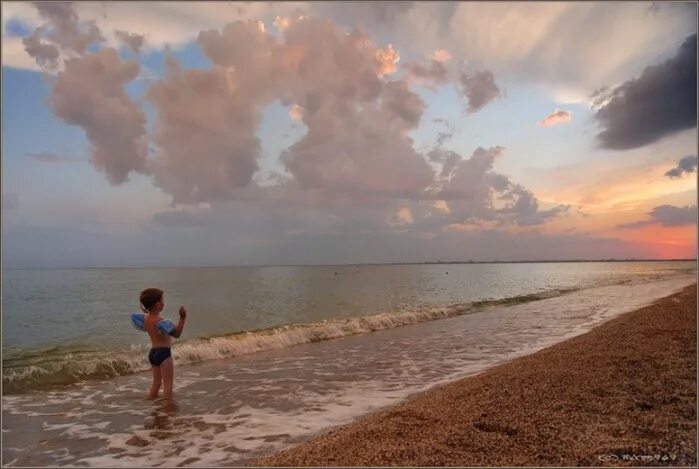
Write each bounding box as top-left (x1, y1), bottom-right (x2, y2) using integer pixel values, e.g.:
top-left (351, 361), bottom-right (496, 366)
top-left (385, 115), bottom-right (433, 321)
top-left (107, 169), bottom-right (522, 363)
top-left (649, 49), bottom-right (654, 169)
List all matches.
top-left (2, 261), bottom-right (696, 466)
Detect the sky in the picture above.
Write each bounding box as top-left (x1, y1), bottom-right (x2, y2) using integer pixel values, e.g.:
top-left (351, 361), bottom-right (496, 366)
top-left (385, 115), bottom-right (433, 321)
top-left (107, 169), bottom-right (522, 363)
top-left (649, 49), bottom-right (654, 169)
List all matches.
top-left (1, 1), bottom-right (697, 268)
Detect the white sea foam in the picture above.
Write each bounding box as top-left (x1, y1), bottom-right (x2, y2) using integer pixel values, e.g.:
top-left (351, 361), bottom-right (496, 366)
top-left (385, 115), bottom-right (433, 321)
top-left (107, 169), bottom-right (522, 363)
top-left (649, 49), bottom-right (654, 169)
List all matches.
top-left (2, 274), bottom-right (695, 467)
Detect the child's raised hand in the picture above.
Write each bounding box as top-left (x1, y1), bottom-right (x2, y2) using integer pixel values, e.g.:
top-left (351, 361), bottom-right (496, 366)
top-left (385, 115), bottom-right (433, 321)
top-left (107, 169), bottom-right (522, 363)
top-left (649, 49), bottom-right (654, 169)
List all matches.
top-left (179, 306), bottom-right (187, 318)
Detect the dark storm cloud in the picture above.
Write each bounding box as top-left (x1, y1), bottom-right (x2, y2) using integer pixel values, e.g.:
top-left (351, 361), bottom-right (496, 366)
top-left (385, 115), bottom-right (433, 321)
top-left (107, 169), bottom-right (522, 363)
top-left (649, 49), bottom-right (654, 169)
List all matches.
top-left (665, 155), bottom-right (698, 179)
top-left (616, 205), bottom-right (697, 229)
top-left (594, 34), bottom-right (697, 150)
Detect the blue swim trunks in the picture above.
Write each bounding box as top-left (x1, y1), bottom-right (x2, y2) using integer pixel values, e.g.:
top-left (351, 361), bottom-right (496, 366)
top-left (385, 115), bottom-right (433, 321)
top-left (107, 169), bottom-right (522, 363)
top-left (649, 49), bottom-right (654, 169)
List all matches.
top-left (148, 347), bottom-right (172, 367)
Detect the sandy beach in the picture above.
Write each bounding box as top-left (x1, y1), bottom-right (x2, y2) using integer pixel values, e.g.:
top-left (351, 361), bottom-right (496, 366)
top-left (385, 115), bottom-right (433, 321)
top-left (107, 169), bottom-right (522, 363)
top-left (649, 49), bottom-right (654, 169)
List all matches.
top-left (253, 284), bottom-right (697, 467)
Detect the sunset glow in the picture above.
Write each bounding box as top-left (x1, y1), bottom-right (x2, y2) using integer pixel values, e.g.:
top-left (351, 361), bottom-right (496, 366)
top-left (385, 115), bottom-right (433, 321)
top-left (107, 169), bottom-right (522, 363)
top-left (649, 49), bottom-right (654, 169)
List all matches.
top-left (2, 2), bottom-right (696, 267)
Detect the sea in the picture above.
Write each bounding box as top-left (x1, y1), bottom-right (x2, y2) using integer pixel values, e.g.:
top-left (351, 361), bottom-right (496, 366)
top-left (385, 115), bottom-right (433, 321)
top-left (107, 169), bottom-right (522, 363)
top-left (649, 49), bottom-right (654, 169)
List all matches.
top-left (2, 261), bottom-right (696, 466)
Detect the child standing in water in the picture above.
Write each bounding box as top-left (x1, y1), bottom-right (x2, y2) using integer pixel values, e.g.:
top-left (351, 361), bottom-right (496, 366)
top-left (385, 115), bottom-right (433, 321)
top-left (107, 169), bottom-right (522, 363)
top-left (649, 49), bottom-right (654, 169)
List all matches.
top-left (139, 288), bottom-right (187, 400)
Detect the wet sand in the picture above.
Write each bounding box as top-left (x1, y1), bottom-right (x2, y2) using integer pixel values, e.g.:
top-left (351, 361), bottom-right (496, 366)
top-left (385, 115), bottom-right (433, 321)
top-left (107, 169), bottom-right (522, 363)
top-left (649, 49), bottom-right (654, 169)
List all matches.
top-left (253, 284), bottom-right (697, 467)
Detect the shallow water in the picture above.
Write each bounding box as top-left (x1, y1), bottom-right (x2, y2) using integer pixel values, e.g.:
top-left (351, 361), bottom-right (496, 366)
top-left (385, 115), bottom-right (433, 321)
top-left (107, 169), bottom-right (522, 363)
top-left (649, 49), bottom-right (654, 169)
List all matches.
top-left (2, 273), bottom-right (695, 467)
top-left (3, 262), bottom-right (694, 393)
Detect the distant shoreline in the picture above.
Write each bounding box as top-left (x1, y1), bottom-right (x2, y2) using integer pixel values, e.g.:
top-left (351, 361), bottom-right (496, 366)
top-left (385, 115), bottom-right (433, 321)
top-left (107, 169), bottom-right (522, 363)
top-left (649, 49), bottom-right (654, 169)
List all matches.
top-left (4, 258), bottom-right (697, 270)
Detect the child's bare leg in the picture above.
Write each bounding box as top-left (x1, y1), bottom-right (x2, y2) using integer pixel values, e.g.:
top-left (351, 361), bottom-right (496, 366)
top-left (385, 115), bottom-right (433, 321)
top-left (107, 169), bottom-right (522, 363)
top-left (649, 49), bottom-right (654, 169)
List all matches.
top-left (149, 365), bottom-right (162, 399)
top-left (161, 357), bottom-right (174, 400)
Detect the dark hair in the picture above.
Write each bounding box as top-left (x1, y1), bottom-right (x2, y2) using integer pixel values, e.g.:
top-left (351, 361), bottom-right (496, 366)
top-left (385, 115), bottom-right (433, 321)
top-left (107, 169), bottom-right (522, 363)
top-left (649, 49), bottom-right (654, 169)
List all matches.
top-left (140, 288), bottom-right (163, 311)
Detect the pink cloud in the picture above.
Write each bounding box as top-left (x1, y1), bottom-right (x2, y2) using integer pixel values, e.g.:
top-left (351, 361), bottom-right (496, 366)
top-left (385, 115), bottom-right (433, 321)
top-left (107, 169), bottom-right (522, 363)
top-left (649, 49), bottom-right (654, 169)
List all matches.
top-left (537, 109), bottom-right (572, 127)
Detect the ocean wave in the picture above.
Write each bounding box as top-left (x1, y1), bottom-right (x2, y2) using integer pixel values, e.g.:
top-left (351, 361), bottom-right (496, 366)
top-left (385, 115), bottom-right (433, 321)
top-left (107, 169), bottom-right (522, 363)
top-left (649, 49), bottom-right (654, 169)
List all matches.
top-left (2, 287), bottom-right (581, 394)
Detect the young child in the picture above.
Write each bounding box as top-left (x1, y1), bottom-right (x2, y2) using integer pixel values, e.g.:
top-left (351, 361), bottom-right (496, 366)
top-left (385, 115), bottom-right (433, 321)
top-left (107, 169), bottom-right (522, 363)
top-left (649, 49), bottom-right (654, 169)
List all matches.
top-left (139, 288), bottom-right (187, 400)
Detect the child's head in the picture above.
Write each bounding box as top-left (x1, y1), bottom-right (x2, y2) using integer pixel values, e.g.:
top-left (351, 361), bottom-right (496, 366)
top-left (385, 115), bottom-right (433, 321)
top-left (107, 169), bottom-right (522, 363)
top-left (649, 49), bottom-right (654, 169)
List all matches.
top-left (140, 287), bottom-right (164, 313)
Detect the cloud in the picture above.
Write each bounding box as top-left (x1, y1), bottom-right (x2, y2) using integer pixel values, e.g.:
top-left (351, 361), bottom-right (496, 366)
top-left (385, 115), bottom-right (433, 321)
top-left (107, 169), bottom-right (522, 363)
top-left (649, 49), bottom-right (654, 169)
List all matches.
top-left (146, 57), bottom-right (263, 204)
top-left (26, 151), bottom-right (75, 163)
top-left (403, 59), bottom-right (449, 87)
top-left (20, 2), bottom-right (109, 72)
top-left (21, 9), bottom-right (564, 237)
top-left (497, 185), bottom-right (570, 226)
top-left (114, 30), bottom-right (145, 54)
top-left (665, 155), bottom-right (698, 179)
top-left (280, 104), bottom-right (434, 200)
top-left (289, 104), bottom-right (304, 121)
top-left (432, 200), bottom-right (450, 214)
top-left (428, 148), bottom-right (461, 180)
top-left (537, 109), bottom-right (572, 127)
top-left (381, 80), bottom-right (425, 128)
top-left (594, 34), bottom-right (697, 150)
top-left (458, 70), bottom-right (500, 113)
top-left (388, 207), bottom-right (413, 226)
top-left (434, 146), bottom-right (568, 226)
top-left (430, 49), bottom-right (452, 62)
top-left (2, 36), bottom-right (44, 71)
top-left (269, 17), bottom-right (433, 200)
top-left (616, 205), bottom-right (697, 229)
top-left (33, 1), bottom-right (103, 54)
top-left (22, 27), bottom-right (60, 69)
top-left (375, 43), bottom-right (400, 77)
top-left (274, 16), bottom-right (291, 32)
top-left (4, 2), bottom-right (695, 106)
top-left (446, 2), bottom-right (696, 98)
top-left (51, 49), bottom-right (149, 185)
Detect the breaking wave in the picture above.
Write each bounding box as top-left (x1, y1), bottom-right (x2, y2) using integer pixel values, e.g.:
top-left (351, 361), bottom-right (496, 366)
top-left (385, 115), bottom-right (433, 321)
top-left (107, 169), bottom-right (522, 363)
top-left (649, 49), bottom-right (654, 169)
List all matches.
top-left (3, 288), bottom-right (579, 394)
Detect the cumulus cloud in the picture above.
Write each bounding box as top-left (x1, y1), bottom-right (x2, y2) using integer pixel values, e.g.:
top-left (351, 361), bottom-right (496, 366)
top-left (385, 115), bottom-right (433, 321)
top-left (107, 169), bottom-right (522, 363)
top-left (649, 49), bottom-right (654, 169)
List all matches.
top-left (434, 146), bottom-right (568, 226)
top-left (537, 109), bottom-right (572, 127)
top-left (22, 27), bottom-right (60, 69)
top-left (428, 148), bottom-right (461, 180)
top-left (20, 8), bottom-right (565, 238)
top-left (594, 34), bottom-right (697, 150)
top-left (381, 80), bottom-right (426, 128)
top-left (665, 155), bottom-right (698, 179)
top-left (281, 107), bottom-right (434, 200)
top-left (33, 1), bottom-right (103, 54)
top-left (431, 49), bottom-right (452, 62)
top-left (197, 19), bottom-right (278, 100)
top-left (114, 30), bottom-right (145, 54)
top-left (432, 200), bottom-right (450, 214)
top-left (274, 15), bottom-right (291, 32)
top-left (459, 70), bottom-right (501, 113)
top-left (403, 59), bottom-right (449, 86)
top-left (22, 2), bottom-right (105, 71)
top-left (20, 3), bottom-right (148, 185)
top-left (388, 207), bottom-right (414, 226)
top-left (51, 49), bottom-right (148, 185)
top-left (147, 58), bottom-right (263, 204)
top-left (26, 151), bottom-right (75, 163)
top-left (375, 43), bottom-right (400, 76)
top-left (289, 104), bottom-right (304, 121)
top-left (22, 2), bottom-right (104, 71)
top-left (616, 205), bottom-right (697, 229)
top-left (497, 185), bottom-right (570, 226)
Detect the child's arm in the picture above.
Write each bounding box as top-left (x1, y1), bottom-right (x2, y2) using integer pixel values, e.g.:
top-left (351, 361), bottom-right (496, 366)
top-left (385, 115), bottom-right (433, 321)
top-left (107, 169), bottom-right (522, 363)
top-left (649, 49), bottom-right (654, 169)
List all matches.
top-left (171, 306), bottom-right (187, 338)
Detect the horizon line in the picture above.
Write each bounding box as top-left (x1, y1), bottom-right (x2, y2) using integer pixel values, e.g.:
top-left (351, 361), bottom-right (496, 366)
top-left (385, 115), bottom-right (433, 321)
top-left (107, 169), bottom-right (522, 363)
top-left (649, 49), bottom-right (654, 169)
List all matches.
top-left (3, 258), bottom-right (697, 271)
